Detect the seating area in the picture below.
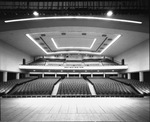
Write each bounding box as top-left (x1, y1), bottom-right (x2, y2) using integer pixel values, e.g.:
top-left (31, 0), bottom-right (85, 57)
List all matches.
top-left (57, 78), bottom-right (91, 96)
top-left (0, 78), bottom-right (33, 95)
top-left (29, 61), bottom-right (46, 65)
top-left (114, 78), bottom-right (150, 95)
top-left (1, 77), bottom-right (147, 97)
top-left (88, 78), bottom-right (139, 97)
top-left (9, 78), bottom-right (59, 96)
top-left (28, 58), bottom-right (65, 66)
top-left (25, 57), bottom-right (122, 67)
top-left (46, 62), bottom-right (64, 66)
top-left (84, 62), bottom-right (102, 66)
top-left (101, 62), bottom-right (118, 66)
top-left (101, 59), bottom-right (119, 66)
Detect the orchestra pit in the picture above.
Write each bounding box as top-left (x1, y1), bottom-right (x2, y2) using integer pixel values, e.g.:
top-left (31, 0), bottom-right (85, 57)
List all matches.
top-left (0, 0), bottom-right (149, 122)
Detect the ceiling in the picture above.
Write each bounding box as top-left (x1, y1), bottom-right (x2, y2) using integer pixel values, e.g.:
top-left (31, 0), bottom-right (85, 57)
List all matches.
top-left (0, 14), bottom-right (149, 57)
top-left (27, 31), bottom-right (120, 53)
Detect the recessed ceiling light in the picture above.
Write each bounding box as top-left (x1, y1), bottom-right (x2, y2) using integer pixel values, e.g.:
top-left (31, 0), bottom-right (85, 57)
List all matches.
top-left (61, 33), bottom-right (66, 35)
top-left (82, 33), bottom-right (86, 35)
top-left (102, 34), bottom-right (107, 37)
top-left (34, 38), bottom-right (40, 40)
top-left (26, 34), bottom-right (48, 54)
top-left (108, 38), bottom-right (112, 41)
top-left (107, 10), bottom-right (113, 17)
top-left (33, 11), bottom-right (39, 16)
top-left (41, 34), bottom-right (46, 36)
top-left (100, 34), bottom-right (121, 54)
top-left (39, 42), bottom-right (45, 45)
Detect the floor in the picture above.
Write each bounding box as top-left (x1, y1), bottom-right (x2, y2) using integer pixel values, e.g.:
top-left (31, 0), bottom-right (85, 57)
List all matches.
top-left (1, 97), bottom-right (150, 122)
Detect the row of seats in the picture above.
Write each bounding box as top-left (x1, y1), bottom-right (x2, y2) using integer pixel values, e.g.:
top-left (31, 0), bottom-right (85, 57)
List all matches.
top-left (89, 78), bottom-right (138, 96)
top-left (114, 78), bottom-right (150, 95)
top-left (27, 58), bottom-right (119, 66)
top-left (0, 78), bottom-right (32, 94)
top-left (2, 77), bottom-right (145, 97)
top-left (29, 62), bottom-right (118, 66)
top-left (101, 62), bottom-right (119, 66)
top-left (9, 78), bottom-right (58, 95)
top-left (57, 78), bottom-right (91, 95)
top-left (29, 61), bottom-right (46, 65)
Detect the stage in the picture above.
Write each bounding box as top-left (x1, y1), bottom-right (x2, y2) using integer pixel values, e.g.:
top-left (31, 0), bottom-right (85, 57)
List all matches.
top-left (1, 97), bottom-right (149, 122)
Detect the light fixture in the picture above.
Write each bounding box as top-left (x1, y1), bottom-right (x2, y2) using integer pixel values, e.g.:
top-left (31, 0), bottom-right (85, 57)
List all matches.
top-left (33, 11), bottom-right (39, 16)
top-left (100, 34), bottom-right (121, 54)
top-left (51, 38), bottom-right (96, 49)
top-left (107, 10), bottom-right (113, 17)
top-left (26, 34), bottom-right (48, 54)
top-left (5, 16), bottom-right (142, 24)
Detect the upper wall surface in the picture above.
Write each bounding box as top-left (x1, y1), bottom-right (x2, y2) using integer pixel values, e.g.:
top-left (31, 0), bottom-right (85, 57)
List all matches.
top-left (0, 40), bottom-right (32, 72)
top-left (114, 40), bottom-right (149, 73)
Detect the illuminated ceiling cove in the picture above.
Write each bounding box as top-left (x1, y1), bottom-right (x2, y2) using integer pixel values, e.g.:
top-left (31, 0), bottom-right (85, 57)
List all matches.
top-left (26, 32), bottom-right (121, 55)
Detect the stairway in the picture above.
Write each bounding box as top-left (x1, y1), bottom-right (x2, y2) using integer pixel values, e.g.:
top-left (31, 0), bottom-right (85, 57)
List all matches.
top-left (87, 82), bottom-right (96, 95)
top-left (51, 81), bottom-right (61, 95)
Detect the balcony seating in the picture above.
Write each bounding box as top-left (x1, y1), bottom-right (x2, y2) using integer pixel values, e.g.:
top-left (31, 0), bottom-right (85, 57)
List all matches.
top-left (29, 61), bottom-right (46, 66)
top-left (57, 78), bottom-right (91, 96)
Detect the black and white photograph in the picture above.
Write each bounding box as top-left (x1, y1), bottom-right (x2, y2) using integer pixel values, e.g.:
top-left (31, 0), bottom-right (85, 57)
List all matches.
top-left (0, 0), bottom-right (149, 122)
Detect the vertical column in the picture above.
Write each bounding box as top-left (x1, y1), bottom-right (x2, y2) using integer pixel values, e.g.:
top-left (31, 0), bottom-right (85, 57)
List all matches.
top-left (123, 74), bottom-right (126, 78)
top-left (127, 73), bottom-right (131, 80)
top-left (103, 73), bottom-right (106, 78)
top-left (79, 73), bottom-right (81, 78)
top-left (67, 73), bottom-right (69, 78)
top-left (16, 73), bottom-right (20, 80)
top-left (42, 73), bottom-right (44, 78)
top-left (91, 73), bottom-right (93, 78)
top-left (55, 73), bottom-right (57, 78)
top-left (3, 71), bottom-right (7, 82)
top-left (139, 72), bottom-right (144, 82)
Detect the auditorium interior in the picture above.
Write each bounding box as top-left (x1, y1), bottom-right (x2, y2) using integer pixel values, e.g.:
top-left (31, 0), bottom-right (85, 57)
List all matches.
top-left (0, 0), bottom-right (149, 122)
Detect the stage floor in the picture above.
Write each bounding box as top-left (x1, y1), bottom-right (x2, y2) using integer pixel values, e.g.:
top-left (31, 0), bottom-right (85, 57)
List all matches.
top-left (1, 97), bottom-right (150, 122)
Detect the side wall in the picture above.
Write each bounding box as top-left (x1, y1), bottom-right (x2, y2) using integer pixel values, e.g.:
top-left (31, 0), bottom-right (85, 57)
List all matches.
top-left (114, 40), bottom-right (149, 73)
top-left (0, 40), bottom-right (32, 72)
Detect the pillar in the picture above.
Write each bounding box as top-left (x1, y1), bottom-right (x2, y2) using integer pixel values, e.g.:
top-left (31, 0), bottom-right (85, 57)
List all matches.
top-left (127, 73), bottom-right (131, 80)
top-left (55, 73), bottom-right (57, 78)
top-left (16, 73), bottom-right (20, 80)
top-left (139, 72), bottom-right (144, 82)
top-left (123, 74), bottom-right (126, 78)
top-left (103, 73), bottom-right (106, 78)
top-left (79, 73), bottom-right (81, 78)
top-left (67, 73), bottom-right (69, 78)
top-left (91, 73), bottom-right (93, 78)
top-left (3, 71), bottom-right (7, 82)
top-left (42, 73), bottom-right (44, 78)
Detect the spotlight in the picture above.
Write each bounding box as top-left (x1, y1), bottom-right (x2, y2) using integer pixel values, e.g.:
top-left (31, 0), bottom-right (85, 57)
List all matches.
top-left (33, 11), bottom-right (39, 16)
top-left (107, 10), bottom-right (113, 17)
